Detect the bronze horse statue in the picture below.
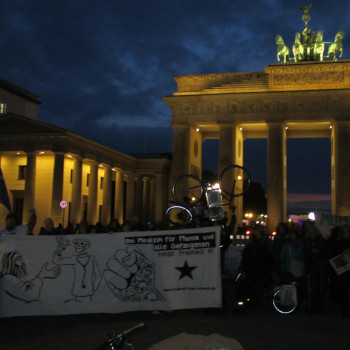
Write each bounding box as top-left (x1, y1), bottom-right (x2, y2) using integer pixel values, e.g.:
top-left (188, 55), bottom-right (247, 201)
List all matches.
top-left (314, 30), bottom-right (325, 61)
top-left (276, 35), bottom-right (290, 63)
top-left (293, 32), bottom-right (304, 62)
top-left (328, 30), bottom-right (344, 60)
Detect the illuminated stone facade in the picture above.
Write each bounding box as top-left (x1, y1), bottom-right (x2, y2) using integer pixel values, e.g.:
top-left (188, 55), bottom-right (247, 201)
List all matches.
top-left (164, 60), bottom-right (350, 233)
top-left (0, 79), bottom-right (170, 232)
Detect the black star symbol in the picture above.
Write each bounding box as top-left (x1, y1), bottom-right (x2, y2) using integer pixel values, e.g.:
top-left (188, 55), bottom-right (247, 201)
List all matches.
top-left (175, 260), bottom-right (197, 280)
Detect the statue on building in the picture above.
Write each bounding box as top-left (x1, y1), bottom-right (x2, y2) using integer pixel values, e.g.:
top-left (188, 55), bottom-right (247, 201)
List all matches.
top-left (299, 4), bottom-right (312, 27)
top-left (328, 30), bottom-right (344, 60)
top-left (276, 35), bottom-right (290, 63)
top-left (275, 5), bottom-right (344, 63)
top-left (301, 27), bottom-right (316, 60)
top-left (293, 32), bottom-right (304, 62)
top-left (314, 30), bottom-right (325, 61)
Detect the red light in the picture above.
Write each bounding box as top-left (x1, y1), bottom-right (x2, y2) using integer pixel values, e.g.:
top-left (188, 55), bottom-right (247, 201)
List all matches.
top-left (246, 230), bottom-right (251, 235)
top-left (272, 231), bottom-right (277, 236)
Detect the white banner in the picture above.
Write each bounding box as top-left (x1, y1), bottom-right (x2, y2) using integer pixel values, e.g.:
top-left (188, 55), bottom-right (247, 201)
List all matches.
top-left (314, 211), bottom-right (350, 238)
top-left (0, 226), bottom-right (221, 318)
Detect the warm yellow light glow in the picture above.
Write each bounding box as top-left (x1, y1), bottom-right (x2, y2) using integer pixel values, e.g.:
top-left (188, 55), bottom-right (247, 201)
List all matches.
top-left (212, 183), bottom-right (221, 190)
top-left (196, 128), bottom-right (200, 132)
top-left (99, 164), bottom-right (103, 168)
top-left (39, 151), bottom-right (45, 154)
top-left (237, 175), bottom-right (242, 181)
top-left (67, 154), bottom-right (72, 158)
top-left (191, 197), bottom-right (196, 202)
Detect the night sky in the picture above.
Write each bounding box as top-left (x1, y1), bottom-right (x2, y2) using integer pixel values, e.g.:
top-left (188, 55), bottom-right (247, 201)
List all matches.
top-left (2, 0), bottom-right (349, 208)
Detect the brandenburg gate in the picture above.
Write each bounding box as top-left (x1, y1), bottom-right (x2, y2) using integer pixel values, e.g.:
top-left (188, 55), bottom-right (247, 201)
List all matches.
top-left (163, 6), bottom-right (350, 233)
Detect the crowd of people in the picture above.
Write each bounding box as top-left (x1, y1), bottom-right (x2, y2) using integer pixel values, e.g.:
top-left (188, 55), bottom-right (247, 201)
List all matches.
top-left (1, 209), bottom-right (349, 317)
top-left (234, 221), bottom-right (350, 317)
top-left (0, 209), bottom-right (170, 236)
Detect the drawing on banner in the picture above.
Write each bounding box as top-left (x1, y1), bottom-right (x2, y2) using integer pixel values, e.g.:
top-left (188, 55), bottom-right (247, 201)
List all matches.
top-left (103, 245), bottom-right (165, 302)
top-left (0, 250), bottom-right (61, 302)
top-left (175, 260), bottom-right (197, 280)
top-left (53, 237), bottom-right (102, 302)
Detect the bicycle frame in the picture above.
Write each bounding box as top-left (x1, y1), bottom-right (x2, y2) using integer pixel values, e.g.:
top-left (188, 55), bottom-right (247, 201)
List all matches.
top-left (166, 165), bottom-right (251, 227)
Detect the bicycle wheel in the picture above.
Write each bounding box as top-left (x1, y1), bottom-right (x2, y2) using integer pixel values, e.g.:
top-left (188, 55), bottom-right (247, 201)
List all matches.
top-left (166, 206), bottom-right (193, 226)
top-left (272, 287), bottom-right (297, 314)
top-left (219, 165), bottom-right (251, 198)
top-left (172, 174), bottom-right (204, 207)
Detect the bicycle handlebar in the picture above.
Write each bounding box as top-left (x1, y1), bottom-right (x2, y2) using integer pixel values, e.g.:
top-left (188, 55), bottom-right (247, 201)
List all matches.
top-left (98, 322), bottom-right (146, 350)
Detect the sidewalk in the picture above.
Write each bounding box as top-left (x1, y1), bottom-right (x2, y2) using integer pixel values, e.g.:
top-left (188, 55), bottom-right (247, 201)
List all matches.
top-left (0, 299), bottom-right (349, 350)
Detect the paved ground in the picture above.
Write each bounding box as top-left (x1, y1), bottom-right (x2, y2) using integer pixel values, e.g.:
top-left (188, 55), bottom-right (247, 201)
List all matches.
top-left (1, 296), bottom-right (349, 350)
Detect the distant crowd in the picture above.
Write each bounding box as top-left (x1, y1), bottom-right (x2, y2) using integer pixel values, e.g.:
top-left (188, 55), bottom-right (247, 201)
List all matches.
top-left (231, 221), bottom-right (350, 317)
top-left (1, 208), bottom-right (349, 317)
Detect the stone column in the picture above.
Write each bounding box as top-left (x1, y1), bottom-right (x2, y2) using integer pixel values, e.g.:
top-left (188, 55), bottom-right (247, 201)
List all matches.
top-left (218, 124), bottom-right (244, 226)
top-left (134, 176), bottom-right (143, 221)
top-left (218, 124), bottom-right (235, 174)
top-left (51, 152), bottom-right (65, 226)
top-left (142, 177), bottom-right (151, 223)
top-left (149, 177), bottom-right (156, 222)
top-left (332, 121), bottom-right (350, 215)
top-left (114, 169), bottom-right (124, 224)
top-left (172, 124), bottom-right (190, 182)
top-left (267, 122), bottom-right (287, 234)
top-left (154, 173), bottom-right (168, 224)
top-left (71, 156), bottom-right (82, 226)
top-left (87, 160), bottom-right (98, 225)
top-left (125, 173), bottom-right (135, 220)
top-left (101, 164), bottom-right (112, 226)
top-left (23, 153), bottom-right (36, 223)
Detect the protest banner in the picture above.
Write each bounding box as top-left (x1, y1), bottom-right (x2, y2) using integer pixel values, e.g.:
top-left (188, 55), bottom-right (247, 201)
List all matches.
top-left (0, 226), bottom-right (221, 318)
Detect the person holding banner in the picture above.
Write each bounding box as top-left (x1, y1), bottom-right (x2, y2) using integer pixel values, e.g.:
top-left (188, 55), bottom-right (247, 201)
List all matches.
top-left (0, 208), bottom-right (37, 236)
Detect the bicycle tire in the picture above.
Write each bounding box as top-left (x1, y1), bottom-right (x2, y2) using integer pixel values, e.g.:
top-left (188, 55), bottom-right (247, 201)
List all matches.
top-left (272, 288), bottom-right (297, 314)
top-left (172, 174), bottom-right (204, 207)
top-left (219, 165), bottom-right (251, 198)
top-left (166, 205), bottom-right (193, 226)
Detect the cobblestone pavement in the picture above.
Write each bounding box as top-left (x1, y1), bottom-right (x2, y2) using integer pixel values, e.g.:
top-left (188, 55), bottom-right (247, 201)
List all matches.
top-left (1, 298), bottom-right (349, 350)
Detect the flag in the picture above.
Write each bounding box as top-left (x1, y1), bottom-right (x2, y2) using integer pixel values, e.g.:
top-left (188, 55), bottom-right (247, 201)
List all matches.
top-left (0, 168), bottom-right (11, 212)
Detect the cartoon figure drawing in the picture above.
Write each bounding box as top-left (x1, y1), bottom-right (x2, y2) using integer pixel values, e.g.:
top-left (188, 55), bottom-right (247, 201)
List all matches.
top-left (103, 245), bottom-right (164, 302)
top-left (53, 237), bottom-right (101, 302)
top-left (0, 250), bottom-right (61, 302)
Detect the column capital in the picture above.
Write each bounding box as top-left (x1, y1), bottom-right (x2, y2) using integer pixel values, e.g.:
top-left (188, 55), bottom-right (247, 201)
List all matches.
top-left (84, 159), bottom-right (98, 165)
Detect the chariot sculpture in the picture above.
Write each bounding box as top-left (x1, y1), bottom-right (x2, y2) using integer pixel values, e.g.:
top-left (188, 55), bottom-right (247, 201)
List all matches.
top-left (276, 4), bottom-right (344, 63)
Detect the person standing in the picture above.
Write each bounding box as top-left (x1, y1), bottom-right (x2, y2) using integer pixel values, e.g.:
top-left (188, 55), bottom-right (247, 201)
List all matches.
top-left (303, 221), bottom-right (328, 314)
top-left (0, 208), bottom-right (37, 235)
top-left (331, 224), bottom-right (350, 317)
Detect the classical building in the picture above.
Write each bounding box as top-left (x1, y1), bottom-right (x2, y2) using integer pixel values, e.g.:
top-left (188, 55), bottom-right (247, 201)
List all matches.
top-left (163, 6), bottom-right (350, 233)
top-left (163, 60), bottom-right (350, 233)
top-left (0, 78), bottom-right (170, 232)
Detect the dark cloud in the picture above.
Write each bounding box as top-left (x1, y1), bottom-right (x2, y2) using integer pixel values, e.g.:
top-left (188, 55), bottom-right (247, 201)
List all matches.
top-left (1, 0), bottom-right (348, 195)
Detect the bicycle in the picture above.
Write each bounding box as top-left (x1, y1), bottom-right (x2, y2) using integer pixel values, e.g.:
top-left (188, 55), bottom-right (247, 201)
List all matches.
top-left (98, 322), bottom-right (146, 349)
top-left (166, 164), bottom-right (251, 226)
top-left (232, 271), bottom-right (310, 314)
